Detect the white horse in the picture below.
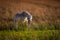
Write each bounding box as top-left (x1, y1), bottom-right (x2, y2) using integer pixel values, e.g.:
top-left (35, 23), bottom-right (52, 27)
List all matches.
top-left (14, 11), bottom-right (32, 30)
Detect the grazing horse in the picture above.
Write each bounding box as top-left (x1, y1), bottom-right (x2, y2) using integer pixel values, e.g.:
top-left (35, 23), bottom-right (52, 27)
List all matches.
top-left (14, 11), bottom-right (32, 30)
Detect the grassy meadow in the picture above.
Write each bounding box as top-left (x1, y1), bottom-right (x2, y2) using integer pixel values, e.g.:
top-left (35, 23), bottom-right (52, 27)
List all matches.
top-left (0, 0), bottom-right (60, 40)
top-left (0, 30), bottom-right (60, 40)
top-left (0, 23), bottom-right (60, 40)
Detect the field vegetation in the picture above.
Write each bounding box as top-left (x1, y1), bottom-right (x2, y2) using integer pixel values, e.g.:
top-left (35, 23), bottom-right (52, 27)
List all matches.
top-left (0, 0), bottom-right (60, 40)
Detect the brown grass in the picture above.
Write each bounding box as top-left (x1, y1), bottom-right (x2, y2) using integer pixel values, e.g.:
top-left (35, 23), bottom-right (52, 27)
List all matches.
top-left (0, 0), bottom-right (60, 26)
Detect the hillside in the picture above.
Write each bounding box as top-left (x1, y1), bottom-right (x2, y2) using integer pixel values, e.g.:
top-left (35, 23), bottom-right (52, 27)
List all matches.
top-left (0, 0), bottom-right (60, 26)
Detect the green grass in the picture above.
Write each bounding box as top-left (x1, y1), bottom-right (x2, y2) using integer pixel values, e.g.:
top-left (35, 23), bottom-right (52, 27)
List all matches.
top-left (0, 30), bottom-right (60, 40)
top-left (0, 22), bottom-right (60, 40)
top-left (0, 23), bottom-right (60, 30)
